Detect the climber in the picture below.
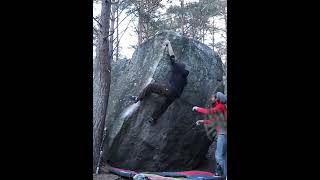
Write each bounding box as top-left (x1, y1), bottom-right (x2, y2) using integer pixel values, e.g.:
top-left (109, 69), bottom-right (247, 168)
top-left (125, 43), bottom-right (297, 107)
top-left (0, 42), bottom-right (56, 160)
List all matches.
top-left (192, 92), bottom-right (227, 177)
top-left (129, 40), bottom-right (189, 125)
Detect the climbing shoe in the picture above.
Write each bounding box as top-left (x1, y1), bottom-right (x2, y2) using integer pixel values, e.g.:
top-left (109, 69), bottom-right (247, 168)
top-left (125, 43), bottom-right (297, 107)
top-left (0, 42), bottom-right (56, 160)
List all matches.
top-left (147, 117), bottom-right (156, 125)
top-left (128, 95), bottom-right (139, 103)
top-left (215, 164), bottom-right (223, 176)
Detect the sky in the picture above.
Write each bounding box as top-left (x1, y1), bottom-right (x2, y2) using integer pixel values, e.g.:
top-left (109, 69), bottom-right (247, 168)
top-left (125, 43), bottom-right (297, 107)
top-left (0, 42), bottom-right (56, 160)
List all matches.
top-left (93, 0), bottom-right (226, 61)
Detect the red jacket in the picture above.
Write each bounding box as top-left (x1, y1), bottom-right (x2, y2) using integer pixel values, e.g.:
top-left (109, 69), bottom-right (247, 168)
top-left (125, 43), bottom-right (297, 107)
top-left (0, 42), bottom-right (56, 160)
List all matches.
top-left (195, 101), bottom-right (227, 134)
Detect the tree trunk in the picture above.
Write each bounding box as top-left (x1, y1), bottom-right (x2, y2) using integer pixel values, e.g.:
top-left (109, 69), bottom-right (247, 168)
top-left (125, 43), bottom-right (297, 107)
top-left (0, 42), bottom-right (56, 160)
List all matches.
top-left (180, 0), bottom-right (185, 35)
top-left (202, 28), bottom-right (205, 43)
top-left (212, 18), bottom-right (215, 51)
top-left (224, 63), bottom-right (227, 96)
top-left (223, 3), bottom-right (227, 31)
top-left (109, 3), bottom-right (116, 62)
top-left (222, 2), bottom-right (227, 95)
top-left (145, 0), bottom-right (149, 40)
top-left (93, 0), bottom-right (112, 171)
top-left (192, 28), bottom-right (195, 39)
top-left (138, 13), bottom-right (143, 45)
top-left (137, 1), bottom-right (143, 45)
top-left (116, 3), bottom-right (119, 61)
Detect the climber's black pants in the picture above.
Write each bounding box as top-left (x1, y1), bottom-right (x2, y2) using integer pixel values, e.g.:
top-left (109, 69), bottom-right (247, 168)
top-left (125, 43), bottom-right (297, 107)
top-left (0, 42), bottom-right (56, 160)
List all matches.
top-left (137, 83), bottom-right (179, 120)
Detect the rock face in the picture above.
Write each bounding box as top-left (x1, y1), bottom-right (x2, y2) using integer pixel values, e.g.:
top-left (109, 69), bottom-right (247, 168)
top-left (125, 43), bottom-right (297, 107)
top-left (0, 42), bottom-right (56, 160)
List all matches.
top-left (102, 31), bottom-right (224, 171)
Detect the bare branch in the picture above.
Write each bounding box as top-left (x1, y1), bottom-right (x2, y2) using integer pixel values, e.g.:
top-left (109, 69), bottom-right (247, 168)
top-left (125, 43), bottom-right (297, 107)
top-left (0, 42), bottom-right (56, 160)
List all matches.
top-left (113, 9), bottom-right (136, 31)
top-left (93, 16), bottom-right (102, 28)
top-left (220, 33), bottom-right (226, 39)
top-left (108, 0), bottom-right (162, 40)
top-left (116, 1), bottom-right (133, 18)
top-left (111, 15), bottom-right (136, 54)
top-left (93, 27), bottom-right (100, 35)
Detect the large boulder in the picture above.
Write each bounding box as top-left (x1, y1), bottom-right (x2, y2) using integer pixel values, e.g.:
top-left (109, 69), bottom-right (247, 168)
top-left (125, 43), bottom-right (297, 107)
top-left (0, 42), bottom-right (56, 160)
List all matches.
top-left (102, 31), bottom-right (224, 171)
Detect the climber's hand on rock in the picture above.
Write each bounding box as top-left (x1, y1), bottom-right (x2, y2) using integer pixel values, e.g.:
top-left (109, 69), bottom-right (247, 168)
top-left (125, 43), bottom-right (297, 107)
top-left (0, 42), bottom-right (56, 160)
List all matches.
top-left (170, 55), bottom-right (175, 61)
top-left (164, 40), bottom-right (170, 46)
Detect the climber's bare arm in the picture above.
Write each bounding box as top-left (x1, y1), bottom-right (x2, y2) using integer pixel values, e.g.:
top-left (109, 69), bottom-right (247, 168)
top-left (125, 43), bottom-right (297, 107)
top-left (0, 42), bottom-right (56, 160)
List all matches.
top-left (164, 40), bottom-right (176, 64)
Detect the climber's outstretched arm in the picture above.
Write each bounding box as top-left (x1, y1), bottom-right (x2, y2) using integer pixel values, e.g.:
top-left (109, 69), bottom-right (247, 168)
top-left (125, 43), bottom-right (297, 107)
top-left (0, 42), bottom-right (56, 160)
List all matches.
top-left (165, 40), bottom-right (176, 65)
